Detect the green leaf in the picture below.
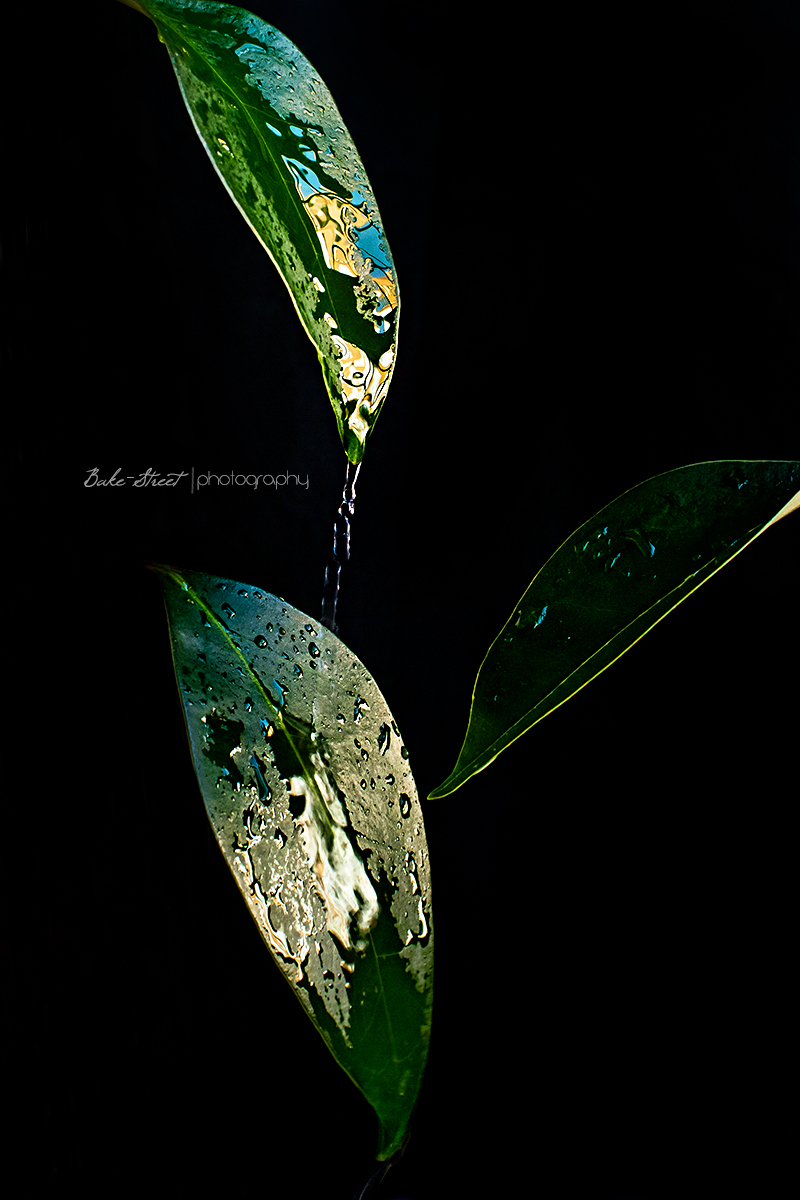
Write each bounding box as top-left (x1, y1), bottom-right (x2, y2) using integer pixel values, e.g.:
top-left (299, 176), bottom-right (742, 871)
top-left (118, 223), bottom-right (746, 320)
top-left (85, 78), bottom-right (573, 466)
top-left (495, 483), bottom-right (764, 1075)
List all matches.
top-left (153, 565), bottom-right (432, 1159)
top-left (429, 460), bottom-right (799, 799)
top-left (134, 0), bottom-right (399, 464)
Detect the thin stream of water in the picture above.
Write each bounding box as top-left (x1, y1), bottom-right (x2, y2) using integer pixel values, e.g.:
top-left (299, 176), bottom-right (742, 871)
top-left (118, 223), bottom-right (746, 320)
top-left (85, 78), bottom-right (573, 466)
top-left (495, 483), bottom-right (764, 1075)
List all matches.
top-left (321, 460), bottom-right (361, 633)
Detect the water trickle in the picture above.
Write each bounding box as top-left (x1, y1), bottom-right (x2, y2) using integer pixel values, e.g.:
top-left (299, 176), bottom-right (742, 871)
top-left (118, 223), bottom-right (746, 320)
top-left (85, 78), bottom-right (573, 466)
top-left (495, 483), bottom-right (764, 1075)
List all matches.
top-left (320, 460), bottom-right (361, 634)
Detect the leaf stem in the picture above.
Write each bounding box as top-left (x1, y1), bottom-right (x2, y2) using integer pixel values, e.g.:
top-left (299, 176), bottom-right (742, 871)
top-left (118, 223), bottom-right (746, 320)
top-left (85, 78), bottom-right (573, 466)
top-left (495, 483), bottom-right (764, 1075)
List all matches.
top-left (351, 1142), bottom-right (406, 1199)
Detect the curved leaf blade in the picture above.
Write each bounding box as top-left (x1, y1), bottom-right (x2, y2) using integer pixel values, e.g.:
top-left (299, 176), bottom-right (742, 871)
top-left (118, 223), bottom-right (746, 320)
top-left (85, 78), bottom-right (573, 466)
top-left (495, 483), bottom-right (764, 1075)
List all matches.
top-left (154, 566), bottom-right (432, 1159)
top-left (429, 460), bottom-right (799, 799)
top-left (136, 0), bottom-right (399, 464)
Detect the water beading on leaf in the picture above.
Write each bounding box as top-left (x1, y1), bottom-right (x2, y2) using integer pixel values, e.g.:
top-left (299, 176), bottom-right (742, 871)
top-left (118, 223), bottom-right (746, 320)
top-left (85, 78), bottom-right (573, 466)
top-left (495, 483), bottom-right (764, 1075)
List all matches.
top-left (134, 0), bottom-right (399, 464)
top-left (429, 460), bottom-right (799, 799)
top-left (154, 566), bottom-right (432, 1159)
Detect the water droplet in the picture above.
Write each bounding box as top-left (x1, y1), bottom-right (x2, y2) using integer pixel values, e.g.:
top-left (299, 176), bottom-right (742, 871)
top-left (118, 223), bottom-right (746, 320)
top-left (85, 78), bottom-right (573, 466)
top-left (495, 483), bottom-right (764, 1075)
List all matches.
top-left (360, 779), bottom-right (367, 790)
top-left (385, 774), bottom-right (394, 785)
top-left (309, 643), bottom-right (321, 658)
top-left (254, 634), bottom-right (268, 648)
top-left (266, 622), bottom-right (273, 633)
top-left (336, 713), bottom-right (346, 724)
top-left (377, 722), bottom-right (391, 755)
top-left (399, 794), bottom-right (411, 818)
top-left (244, 696), bottom-right (253, 712)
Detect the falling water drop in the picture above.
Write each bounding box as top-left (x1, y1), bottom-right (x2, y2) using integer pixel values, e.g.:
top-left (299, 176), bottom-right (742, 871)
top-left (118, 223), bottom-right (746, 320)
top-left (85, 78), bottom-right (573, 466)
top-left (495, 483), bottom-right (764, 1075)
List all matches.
top-left (321, 460), bottom-right (361, 634)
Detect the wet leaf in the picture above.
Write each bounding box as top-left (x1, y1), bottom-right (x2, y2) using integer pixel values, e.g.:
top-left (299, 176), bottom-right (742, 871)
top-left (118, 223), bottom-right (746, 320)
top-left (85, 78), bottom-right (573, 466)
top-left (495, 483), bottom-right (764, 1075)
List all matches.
top-left (429, 460), bottom-right (799, 799)
top-left (133, 0), bottom-right (398, 464)
top-left (153, 565), bottom-right (432, 1159)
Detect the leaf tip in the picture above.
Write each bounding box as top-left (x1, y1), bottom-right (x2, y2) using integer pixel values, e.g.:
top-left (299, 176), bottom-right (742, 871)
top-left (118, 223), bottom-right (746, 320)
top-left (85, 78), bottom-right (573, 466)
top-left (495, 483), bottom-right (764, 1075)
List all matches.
top-left (426, 775), bottom-right (459, 801)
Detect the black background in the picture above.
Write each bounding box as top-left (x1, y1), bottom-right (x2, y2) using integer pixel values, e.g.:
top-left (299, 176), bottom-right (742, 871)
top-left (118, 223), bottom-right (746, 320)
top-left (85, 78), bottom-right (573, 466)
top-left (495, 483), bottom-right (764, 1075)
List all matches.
top-left (10, 1), bottom-right (799, 1197)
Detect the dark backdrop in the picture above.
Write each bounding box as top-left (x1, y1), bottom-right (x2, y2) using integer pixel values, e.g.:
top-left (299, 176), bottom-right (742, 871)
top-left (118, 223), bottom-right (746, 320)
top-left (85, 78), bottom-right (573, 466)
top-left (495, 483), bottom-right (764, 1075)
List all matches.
top-left (12, 1), bottom-right (798, 1196)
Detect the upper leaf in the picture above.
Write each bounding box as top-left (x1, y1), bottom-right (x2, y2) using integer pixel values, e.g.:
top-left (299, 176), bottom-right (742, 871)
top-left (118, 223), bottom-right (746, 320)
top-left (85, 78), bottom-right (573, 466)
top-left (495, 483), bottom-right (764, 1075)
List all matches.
top-left (154, 566), bottom-right (432, 1159)
top-left (429, 460), bottom-right (799, 798)
top-left (134, 0), bottom-right (399, 464)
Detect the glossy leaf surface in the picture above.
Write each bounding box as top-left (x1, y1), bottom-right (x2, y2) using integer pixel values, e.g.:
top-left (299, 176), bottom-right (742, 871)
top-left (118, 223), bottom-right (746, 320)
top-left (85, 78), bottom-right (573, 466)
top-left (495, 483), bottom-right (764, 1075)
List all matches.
top-left (429, 460), bottom-right (799, 799)
top-left (155, 566), bottom-right (432, 1158)
top-left (134, 0), bottom-right (399, 464)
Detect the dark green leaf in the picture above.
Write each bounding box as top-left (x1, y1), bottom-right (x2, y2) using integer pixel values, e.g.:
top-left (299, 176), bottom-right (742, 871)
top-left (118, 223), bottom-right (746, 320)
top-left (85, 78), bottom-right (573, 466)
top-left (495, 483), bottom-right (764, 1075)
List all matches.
top-left (429, 460), bottom-right (799, 799)
top-left (134, 0), bottom-right (399, 464)
top-left (154, 565), bottom-right (432, 1159)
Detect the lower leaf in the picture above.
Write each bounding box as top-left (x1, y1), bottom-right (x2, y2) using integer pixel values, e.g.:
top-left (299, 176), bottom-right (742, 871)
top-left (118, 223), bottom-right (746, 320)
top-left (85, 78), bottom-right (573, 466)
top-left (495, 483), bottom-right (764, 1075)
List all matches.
top-left (154, 565), bottom-right (433, 1158)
